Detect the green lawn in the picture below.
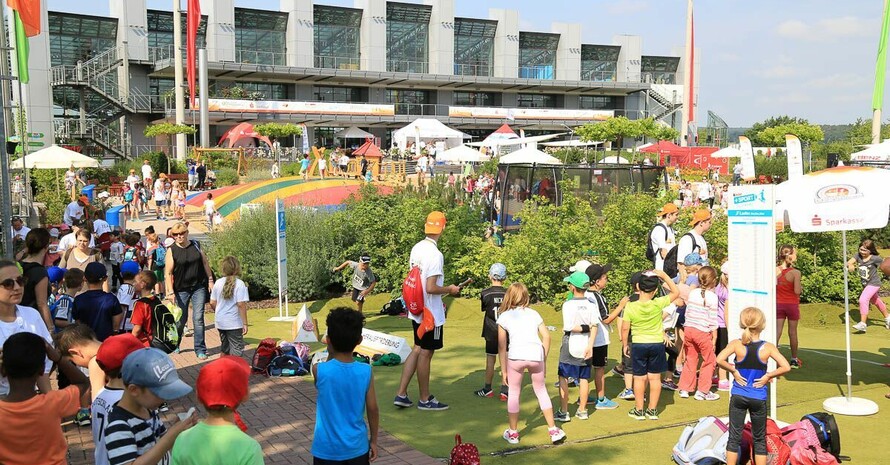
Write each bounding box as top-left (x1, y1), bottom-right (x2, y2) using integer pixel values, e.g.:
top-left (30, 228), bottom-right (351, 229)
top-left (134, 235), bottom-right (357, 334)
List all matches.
top-left (214, 295), bottom-right (890, 464)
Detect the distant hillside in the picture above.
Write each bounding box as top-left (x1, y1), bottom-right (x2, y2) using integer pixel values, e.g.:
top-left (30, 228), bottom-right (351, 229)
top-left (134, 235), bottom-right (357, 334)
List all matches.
top-left (727, 125), bottom-right (853, 142)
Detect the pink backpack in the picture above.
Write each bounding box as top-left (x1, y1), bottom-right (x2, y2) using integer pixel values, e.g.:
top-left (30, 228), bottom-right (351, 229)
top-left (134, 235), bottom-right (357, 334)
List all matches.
top-left (781, 420), bottom-right (822, 451)
top-left (789, 445), bottom-right (840, 465)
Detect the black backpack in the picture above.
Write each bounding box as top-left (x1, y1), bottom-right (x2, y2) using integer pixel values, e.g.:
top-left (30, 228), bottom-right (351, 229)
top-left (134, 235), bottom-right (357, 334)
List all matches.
top-left (645, 223), bottom-right (670, 262)
top-left (267, 354), bottom-right (308, 377)
top-left (380, 297), bottom-right (406, 316)
top-left (663, 232), bottom-right (699, 279)
top-left (803, 412), bottom-right (841, 459)
top-left (140, 296), bottom-right (182, 354)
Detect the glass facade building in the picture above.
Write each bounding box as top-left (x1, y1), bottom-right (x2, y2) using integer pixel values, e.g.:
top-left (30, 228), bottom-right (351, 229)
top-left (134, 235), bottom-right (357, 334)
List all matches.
top-left (314, 86), bottom-right (364, 102)
top-left (453, 91), bottom-right (496, 106)
top-left (146, 10), bottom-right (207, 62)
top-left (48, 12), bottom-right (117, 66)
top-left (234, 8), bottom-right (288, 66)
top-left (581, 45), bottom-right (619, 82)
top-left (313, 5), bottom-right (362, 70)
top-left (386, 2), bottom-right (431, 73)
top-left (641, 56), bottom-right (680, 84)
top-left (517, 93), bottom-right (557, 108)
top-left (519, 32), bottom-right (559, 79)
top-left (453, 18), bottom-right (497, 76)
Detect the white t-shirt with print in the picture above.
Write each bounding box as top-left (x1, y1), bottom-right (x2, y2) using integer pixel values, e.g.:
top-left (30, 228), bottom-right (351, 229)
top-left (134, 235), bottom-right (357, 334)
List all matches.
top-left (407, 238), bottom-right (446, 326)
top-left (583, 291), bottom-right (611, 347)
top-left (63, 201), bottom-right (85, 225)
top-left (92, 386), bottom-right (125, 465)
top-left (211, 277), bottom-right (249, 330)
top-left (116, 283), bottom-right (137, 331)
top-left (0, 306), bottom-right (53, 396)
top-left (650, 222), bottom-right (676, 271)
top-left (497, 307), bottom-right (545, 362)
top-left (153, 179), bottom-right (166, 201)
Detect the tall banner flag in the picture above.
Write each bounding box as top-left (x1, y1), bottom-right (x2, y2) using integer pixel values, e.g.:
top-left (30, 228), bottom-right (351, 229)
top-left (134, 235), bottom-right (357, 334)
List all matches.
top-left (738, 136), bottom-right (756, 181)
top-left (8, 0), bottom-right (41, 84)
top-left (874, 0), bottom-right (890, 111)
top-left (784, 134), bottom-right (804, 180)
top-left (187, 0), bottom-right (201, 108)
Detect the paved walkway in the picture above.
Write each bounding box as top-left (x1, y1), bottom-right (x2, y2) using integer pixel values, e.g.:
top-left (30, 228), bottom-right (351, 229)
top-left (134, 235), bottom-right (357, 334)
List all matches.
top-left (63, 323), bottom-right (440, 465)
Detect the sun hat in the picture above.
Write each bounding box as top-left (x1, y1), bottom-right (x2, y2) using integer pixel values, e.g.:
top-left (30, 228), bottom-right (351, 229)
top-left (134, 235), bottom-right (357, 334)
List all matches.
top-left (122, 348), bottom-right (192, 400)
top-left (424, 211), bottom-right (446, 234)
top-left (683, 252), bottom-right (708, 267)
top-left (690, 209), bottom-right (712, 226)
top-left (488, 263), bottom-right (507, 280)
top-left (564, 271), bottom-right (591, 289)
top-left (163, 237), bottom-right (175, 247)
top-left (96, 334), bottom-right (145, 372)
top-left (569, 260), bottom-right (592, 273)
top-left (585, 263), bottom-right (613, 282)
top-left (657, 203), bottom-right (679, 216)
top-left (197, 356), bottom-right (251, 409)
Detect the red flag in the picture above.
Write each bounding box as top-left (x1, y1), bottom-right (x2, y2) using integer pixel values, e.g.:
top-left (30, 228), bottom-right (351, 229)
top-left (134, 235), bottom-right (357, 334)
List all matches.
top-left (187, 0), bottom-right (201, 108)
top-left (7, 0), bottom-right (40, 37)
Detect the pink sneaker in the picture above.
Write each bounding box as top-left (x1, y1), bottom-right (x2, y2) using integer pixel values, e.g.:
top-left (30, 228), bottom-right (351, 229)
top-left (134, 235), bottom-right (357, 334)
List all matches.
top-left (549, 427), bottom-right (566, 443)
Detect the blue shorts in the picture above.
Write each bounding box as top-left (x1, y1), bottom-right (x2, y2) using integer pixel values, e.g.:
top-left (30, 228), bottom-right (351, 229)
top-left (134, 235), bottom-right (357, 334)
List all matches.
top-left (558, 362), bottom-right (591, 380)
top-left (631, 343), bottom-right (667, 376)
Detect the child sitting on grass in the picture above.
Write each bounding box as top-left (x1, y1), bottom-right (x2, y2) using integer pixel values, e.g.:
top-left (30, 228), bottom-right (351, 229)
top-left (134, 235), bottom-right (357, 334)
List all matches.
top-left (312, 307), bottom-right (379, 465)
top-left (0, 332), bottom-right (89, 465)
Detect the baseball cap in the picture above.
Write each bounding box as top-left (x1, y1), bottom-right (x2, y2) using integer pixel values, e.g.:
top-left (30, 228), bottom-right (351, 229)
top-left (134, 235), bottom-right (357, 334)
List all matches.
top-left (657, 203), bottom-right (679, 216)
top-left (47, 266), bottom-right (67, 284)
top-left (163, 237), bottom-right (175, 247)
top-left (59, 224), bottom-right (71, 231)
top-left (638, 272), bottom-right (660, 293)
top-left (424, 211), bottom-right (446, 234)
top-left (563, 271), bottom-right (590, 289)
top-left (683, 252), bottom-right (708, 267)
top-left (84, 262), bottom-right (108, 282)
top-left (197, 356), bottom-right (250, 409)
top-left (120, 261), bottom-right (140, 276)
top-left (122, 348), bottom-right (193, 400)
top-left (488, 263), bottom-right (507, 280)
top-left (628, 271), bottom-right (643, 288)
top-left (96, 334), bottom-right (145, 372)
top-left (359, 254), bottom-right (371, 264)
top-left (79, 195), bottom-right (89, 204)
top-left (569, 260), bottom-right (592, 273)
top-left (10, 216), bottom-right (21, 223)
top-left (690, 209), bottom-right (712, 226)
top-left (585, 263), bottom-right (613, 282)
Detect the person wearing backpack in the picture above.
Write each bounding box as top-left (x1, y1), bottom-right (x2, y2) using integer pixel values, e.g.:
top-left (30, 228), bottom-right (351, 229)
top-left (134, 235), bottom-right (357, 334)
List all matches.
top-left (649, 203), bottom-right (679, 272)
top-left (210, 256), bottom-right (250, 357)
top-left (121, 232), bottom-right (143, 271)
top-left (146, 233), bottom-right (167, 297)
top-left (131, 270), bottom-right (181, 354)
top-left (717, 307), bottom-right (791, 465)
top-left (676, 210), bottom-right (711, 277)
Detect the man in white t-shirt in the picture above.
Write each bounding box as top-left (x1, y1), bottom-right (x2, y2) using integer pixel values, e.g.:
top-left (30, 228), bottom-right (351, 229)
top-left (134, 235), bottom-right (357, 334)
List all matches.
top-left (650, 203), bottom-right (679, 271)
top-left (125, 169), bottom-right (140, 191)
top-left (10, 216), bottom-right (30, 242)
top-left (141, 160), bottom-right (153, 183)
top-left (92, 212), bottom-right (112, 237)
top-left (676, 209), bottom-right (711, 275)
top-left (153, 175), bottom-right (167, 220)
top-left (63, 198), bottom-right (87, 226)
top-left (394, 211), bottom-right (461, 412)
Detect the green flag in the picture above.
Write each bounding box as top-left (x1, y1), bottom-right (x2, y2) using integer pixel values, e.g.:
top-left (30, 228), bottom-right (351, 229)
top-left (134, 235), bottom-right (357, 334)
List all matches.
top-left (13, 11), bottom-right (29, 84)
top-left (874, 0), bottom-right (890, 110)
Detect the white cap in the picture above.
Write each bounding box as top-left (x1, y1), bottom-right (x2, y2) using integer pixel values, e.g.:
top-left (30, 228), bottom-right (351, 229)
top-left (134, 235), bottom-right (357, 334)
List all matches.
top-left (163, 237), bottom-right (175, 247)
top-left (49, 228), bottom-right (60, 238)
top-left (569, 260), bottom-right (592, 273)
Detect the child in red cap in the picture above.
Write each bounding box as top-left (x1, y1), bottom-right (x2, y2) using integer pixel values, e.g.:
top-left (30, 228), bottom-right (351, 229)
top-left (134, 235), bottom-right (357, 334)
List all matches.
top-left (93, 333), bottom-right (145, 465)
top-left (171, 356), bottom-right (263, 465)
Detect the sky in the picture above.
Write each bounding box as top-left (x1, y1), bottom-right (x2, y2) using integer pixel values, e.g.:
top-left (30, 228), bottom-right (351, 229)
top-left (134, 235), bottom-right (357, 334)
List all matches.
top-left (48, 0), bottom-right (889, 127)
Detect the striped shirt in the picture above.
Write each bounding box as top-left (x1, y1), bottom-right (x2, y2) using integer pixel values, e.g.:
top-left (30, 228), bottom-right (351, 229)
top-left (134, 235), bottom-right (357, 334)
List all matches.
top-left (683, 288), bottom-right (719, 333)
top-left (104, 403), bottom-right (169, 465)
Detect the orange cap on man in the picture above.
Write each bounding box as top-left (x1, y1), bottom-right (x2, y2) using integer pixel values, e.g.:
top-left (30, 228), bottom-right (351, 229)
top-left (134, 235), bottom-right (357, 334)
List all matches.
top-left (425, 211), bottom-right (446, 234)
top-left (690, 209), bottom-right (712, 226)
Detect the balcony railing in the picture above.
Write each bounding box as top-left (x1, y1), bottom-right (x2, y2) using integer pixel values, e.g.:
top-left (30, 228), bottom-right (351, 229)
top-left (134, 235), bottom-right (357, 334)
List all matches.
top-left (392, 103), bottom-right (449, 116)
top-left (453, 63), bottom-right (493, 77)
top-left (236, 49), bottom-right (286, 66)
top-left (314, 55), bottom-right (360, 70)
top-left (148, 45), bottom-right (176, 63)
top-left (580, 70), bottom-right (617, 82)
top-left (387, 60), bottom-right (428, 73)
top-left (641, 72), bottom-right (677, 85)
top-left (518, 65), bottom-right (555, 80)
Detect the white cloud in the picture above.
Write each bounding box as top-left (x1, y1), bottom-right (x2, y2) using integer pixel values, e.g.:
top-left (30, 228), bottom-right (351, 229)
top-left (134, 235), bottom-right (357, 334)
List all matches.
top-left (756, 92), bottom-right (812, 105)
top-left (777, 16), bottom-right (877, 42)
top-left (754, 65), bottom-right (799, 79)
top-left (803, 73), bottom-right (870, 90)
top-left (606, 0), bottom-right (650, 15)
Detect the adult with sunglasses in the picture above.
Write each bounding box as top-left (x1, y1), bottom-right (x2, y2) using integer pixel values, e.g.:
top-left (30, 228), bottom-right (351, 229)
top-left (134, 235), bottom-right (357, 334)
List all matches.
top-left (164, 222), bottom-right (214, 359)
top-left (18, 229), bottom-right (53, 331)
top-left (0, 260), bottom-right (54, 397)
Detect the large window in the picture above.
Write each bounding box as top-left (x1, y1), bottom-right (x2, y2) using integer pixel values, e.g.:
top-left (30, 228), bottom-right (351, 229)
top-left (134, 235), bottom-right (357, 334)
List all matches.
top-left (579, 95), bottom-right (618, 110)
top-left (146, 10), bottom-right (207, 62)
top-left (518, 32), bottom-right (559, 79)
top-left (386, 89), bottom-right (432, 115)
top-left (313, 86), bottom-right (363, 103)
top-left (641, 56), bottom-right (680, 84)
top-left (210, 81), bottom-right (289, 100)
top-left (453, 18), bottom-right (496, 76)
top-left (234, 8), bottom-right (288, 66)
top-left (48, 12), bottom-right (117, 66)
top-left (453, 91), bottom-right (495, 106)
top-left (581, 45), bottom-right (619, 82)
top-left (386, 2), bottom-right (431, 73)
top-left (517, 93), bottom-right (556, 108)
top-left (314, 5), bottom-right (361, 70)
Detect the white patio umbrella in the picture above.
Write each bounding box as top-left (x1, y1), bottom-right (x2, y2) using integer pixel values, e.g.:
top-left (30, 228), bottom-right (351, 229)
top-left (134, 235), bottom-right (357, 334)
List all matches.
top-left (710, 146), bottom-right (745, 158)
top-left (9, 145), bottom-right (100, 169)
top-left (498, 146), bottom-right (562, 165)
top-left (775, 166), bottom-right (890, 416)
top-left (849, 140), bottom-right (890, 162)
top-left (437, 145), bottom-right (489, 164)
top-left (334, 126), bottom-right (374, 140)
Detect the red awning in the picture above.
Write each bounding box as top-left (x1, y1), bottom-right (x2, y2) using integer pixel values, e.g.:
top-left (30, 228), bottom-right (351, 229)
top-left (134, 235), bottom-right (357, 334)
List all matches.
top-left (217, 122), bottom-right (273, 149)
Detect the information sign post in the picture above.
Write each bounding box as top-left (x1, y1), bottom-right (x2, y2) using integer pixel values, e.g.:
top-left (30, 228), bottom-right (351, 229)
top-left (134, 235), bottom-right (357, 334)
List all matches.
top-left (269, 198), bottom-right (295, 321)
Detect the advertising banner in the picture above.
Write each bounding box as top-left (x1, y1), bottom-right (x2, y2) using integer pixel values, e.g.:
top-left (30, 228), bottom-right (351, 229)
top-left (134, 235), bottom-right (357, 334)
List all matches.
top-left (449, 106), bottom-right (613, 121)
top-left (204, 99), bottom-right (395, 116)
top-left (738, 136), bottom-right (756, 181)
top-left (785, 134), bottom-right (804, 180)
top-left (356, 328), bottom-right (411, 363)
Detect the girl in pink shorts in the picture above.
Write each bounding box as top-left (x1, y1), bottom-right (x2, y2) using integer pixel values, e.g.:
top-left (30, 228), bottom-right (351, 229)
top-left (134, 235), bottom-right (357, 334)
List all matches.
top-left (848, 239), bottom-right (888, 333)
top-left (776, 245), bottom-right (802, 368)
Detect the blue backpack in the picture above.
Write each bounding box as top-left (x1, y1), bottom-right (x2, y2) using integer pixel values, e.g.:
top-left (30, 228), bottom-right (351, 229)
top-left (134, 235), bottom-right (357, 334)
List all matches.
top-left (267, 354), bottom-right (308, 377)
top-left (153, 245), bottom-right (167, 267)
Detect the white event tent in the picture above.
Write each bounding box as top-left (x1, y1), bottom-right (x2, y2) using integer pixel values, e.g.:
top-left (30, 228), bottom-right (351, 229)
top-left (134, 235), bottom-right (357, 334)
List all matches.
top-left (392, 118), bottom-right (468, 153)
top-left (850, 140), bottom-right (890, 162)
top-left (437, 145), bottom-right (489, 164)
top-left (334, 126), bottom-right (374, 140)
top-left (498, 145), bottom-right (562, 165)
top-left (10, 145), bottom-right (100, 169)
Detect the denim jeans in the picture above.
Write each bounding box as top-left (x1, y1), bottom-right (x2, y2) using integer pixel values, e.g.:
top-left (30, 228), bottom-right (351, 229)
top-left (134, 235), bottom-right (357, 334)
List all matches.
top-left (175, 286), bottom-right (208, 354)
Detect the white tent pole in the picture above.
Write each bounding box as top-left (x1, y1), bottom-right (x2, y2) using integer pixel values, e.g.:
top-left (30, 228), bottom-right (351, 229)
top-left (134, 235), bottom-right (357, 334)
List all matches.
top-left (842, 230), bottom-right (853, 401)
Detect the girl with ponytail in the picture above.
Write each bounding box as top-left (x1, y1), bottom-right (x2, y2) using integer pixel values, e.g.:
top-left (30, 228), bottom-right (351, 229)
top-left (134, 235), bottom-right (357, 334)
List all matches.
top-left (775, 244), bottom-right (802, 368)
top-left (677, 265), bottom-right (721, 401)
top-left (717, 307), bottom-right (790, 465)
top-left (209, 256), bottom-right (250, 356)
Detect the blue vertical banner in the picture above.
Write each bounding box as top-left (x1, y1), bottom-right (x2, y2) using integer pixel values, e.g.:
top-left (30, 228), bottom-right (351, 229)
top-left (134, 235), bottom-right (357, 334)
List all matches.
top-left (270, 198), bottom-right (292, 321)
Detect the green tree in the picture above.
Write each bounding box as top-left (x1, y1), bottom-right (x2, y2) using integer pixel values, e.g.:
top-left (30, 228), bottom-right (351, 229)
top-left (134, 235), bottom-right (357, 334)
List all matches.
top-left (755, 122), bottom-right (824, 146)
top-left (144, 123), bottom-right (196, 173)
top-left (744, 115), bottom-right (810, 145)
top-left (254, 122), bottom-right (303, 141)
top-left (576, 117), bottom-right (679, 148)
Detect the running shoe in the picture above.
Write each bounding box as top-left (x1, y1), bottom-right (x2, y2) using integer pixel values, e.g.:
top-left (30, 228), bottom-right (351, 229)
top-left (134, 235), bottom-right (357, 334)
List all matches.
top-left (789, 358), bottom-right (802, 369)
top-left (694, 391), bottom-right (721, 401)
top-left (554, 410), bottom-right (571, 422)
top-left (393, 395), bottom-right (413, 408)
top-left (575, 409), bottom-right (589, 420)
top-left (628, 407), bottom-right (646, 420)
top-left (417, 396), bottom-right (449, 411)
top-left (183, 328), bottom-right (194, 337)
top-left (662, 380), bottom-right (679, 391)
top-left (503, 429), bottom-right (520, 445)
top-left (679, 390), bottom-right (690, 399)
top-left (610, 365), bottom-right (625, 377)
top-left (159, 403), bottom-right (170, 412)
top-left (75, 408), bottom-right (91, 426)
top-left (549, 427), bottom-right (567, 443)
top-left (853, 321), bottom-right (867, 332)
top-left (617, 388), bottom-right (635, 400)
top-left (475, 387), bottom-right (493, 398)
top-left (673, 368), bottom-right (682, 378)
top-left (196, 352), bottom-right (208, 360)
top-left (717, 380), bottom-right (731, 391)
top-left (645, 408), bottom-right (660, 420)
top-left (595, 397), bottom-right (619, 410)
top-left (499, 386), bottom-right (508, 401)
top-left (885, 315), bottom-right (890, 330)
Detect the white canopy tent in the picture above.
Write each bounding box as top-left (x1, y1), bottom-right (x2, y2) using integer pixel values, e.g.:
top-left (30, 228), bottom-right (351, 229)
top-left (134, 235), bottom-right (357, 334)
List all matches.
top-left (710, 146), bottom-right (745, 158)
top-left (467, 133), bottom-right (565, 149)
top-left (600, 155), bottom-right (630, 164)
top-left (498, 146), bottom-right (562, 165)
top-left (850, 140), bottom-right (890, 162)
top-left (9, 145), bottom-right (100, 169)
top-left (541, 139), bottom-right (603, 147)
top-left (392, 118), bottom-right (468, 153)
top-left (437, 145), bottom-right (489, 164)
top-left (334, 126), bottom-right (374, 140)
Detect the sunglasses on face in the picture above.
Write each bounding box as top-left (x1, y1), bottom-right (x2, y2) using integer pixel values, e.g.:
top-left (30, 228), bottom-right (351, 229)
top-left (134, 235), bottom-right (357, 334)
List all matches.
top-left (172, 232), bottom-right (187, 237)
top-left (0, 276), bottom-right (25, 290)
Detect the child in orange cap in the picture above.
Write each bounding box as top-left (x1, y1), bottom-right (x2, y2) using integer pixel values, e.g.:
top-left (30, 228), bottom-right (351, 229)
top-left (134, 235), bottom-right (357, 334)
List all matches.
top-left (171, 356), bottom-right (263, 465)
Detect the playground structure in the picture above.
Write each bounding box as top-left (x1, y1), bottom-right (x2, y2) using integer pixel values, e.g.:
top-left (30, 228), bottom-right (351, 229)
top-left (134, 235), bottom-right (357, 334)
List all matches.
top-left (194, 147), bottom-right (248, 176)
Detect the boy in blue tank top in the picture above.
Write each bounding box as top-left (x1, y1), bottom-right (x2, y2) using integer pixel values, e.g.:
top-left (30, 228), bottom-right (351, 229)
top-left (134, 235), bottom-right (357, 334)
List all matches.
top-left (312, 307), bottom-right (380, 465)
top-left (716, 307), bottom-right (790, 465)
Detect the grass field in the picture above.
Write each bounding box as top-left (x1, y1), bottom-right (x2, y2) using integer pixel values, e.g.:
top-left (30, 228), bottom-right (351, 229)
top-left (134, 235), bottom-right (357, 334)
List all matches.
top-left (216, 294), bottom-right (890, 464)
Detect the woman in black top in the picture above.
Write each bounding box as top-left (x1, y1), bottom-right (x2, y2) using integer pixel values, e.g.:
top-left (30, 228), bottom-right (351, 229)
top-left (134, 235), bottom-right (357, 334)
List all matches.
top-left (18, 228), bottom-right (52, 330)
top-left (164, 223), bottom-right (213, 358)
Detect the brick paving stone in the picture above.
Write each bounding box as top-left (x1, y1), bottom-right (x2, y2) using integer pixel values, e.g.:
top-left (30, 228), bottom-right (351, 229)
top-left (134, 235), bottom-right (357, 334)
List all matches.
top-left (64, 323), bottom-right (441, 464)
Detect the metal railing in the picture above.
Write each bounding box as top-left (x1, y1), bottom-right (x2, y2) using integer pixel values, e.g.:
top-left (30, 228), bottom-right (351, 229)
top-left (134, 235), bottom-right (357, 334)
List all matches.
top-left (641, 72), bottom-right (677, 85)
top-left (314, 55), bottom-right (360, 70)
top-left (387, 60), bottom-right (429, 73)
top-left (518, 65), bottom-right (555, 80)
top-left (148, 45), bottom-right (176, 63)
top-left (392, 103), bottom-right (449, 116)
top-left (235, 49), bottom-right (286, 66)
top-left (453, 63), bottom-right (493, 77)
top-left (580, 70), bottom-right (617, 82)
top-left (54, 118), bottom-right (128, 158)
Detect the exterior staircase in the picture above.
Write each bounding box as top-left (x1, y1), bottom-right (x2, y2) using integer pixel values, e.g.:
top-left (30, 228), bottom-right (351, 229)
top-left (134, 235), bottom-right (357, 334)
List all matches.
top-left (54, 118), bottom-right (128, 159)
top-left (647, 83), bottom-right (683, 122)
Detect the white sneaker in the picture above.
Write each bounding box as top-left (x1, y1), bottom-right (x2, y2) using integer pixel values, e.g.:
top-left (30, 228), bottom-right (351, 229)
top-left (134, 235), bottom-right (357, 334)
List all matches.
top-left (694, 391), bottom-right (721, 401)
top-left (679, 390), bottom-right (690, 399)
top-left (549, 427), bottom-right (567, 443)
top-left (853, 321), bottom-right (867, 332)
top-left (884, 316), bottom-right (890, 330)
top-left (575, 409), bottom-right (589, 420)
top-left (503, 429), bottom-right (519, 445)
